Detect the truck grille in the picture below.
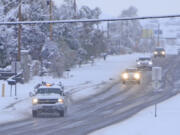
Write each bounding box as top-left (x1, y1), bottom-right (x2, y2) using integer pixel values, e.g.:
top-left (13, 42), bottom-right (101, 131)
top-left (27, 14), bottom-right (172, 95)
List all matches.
top-left (38, 99), bottom-right (58, 104)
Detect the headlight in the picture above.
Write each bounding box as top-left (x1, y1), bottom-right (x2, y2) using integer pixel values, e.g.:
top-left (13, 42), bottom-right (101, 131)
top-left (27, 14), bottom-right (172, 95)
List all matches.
top-left (149, 61), bottom-right (152, 65)
top-left (161, 51), bottom-right (165, 55)
top-left (154, 51), bottom-right (158, 55)
top-left (122, 73), bottom-right (128, 79)
top-left (137, 62), bottom-right (141, 65)
top-left (32, 98), bottom-right (38, 104)
top-left (58, 99), bottom-right (64, 104)
top-left (134, 73), bottom-right (140, 80)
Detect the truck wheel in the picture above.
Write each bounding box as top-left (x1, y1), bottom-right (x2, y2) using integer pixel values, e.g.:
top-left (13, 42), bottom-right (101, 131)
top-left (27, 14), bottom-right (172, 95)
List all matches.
top-left (122, 81), bottom-right (125, 84)
top-left (32, 110), bottom-right (38, 118)
top-left (137, 81), bottom-right (140, 84)
top-left (59, 111), bottom-right (64, 117)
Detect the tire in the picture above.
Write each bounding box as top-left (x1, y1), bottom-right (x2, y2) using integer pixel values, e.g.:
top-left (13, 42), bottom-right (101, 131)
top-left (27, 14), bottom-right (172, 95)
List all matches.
top-left (59, 110), bottom-right (64, 117)
top-left (122, 81), bottom-right (126, 84)
top-left (137, 81), bottom-right (140, 84)
top-left (32, 110), bottom-right (38, 118)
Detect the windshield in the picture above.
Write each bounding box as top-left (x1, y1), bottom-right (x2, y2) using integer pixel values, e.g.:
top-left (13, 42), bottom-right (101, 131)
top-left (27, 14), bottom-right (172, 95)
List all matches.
top-left (126, 69), bottom-right (137, 72)
top-left (36, 88), bottom-right (62, 95)
top-left (139, 58), bottom-right (151, 61)
top-left (155, 48), bottom-right (165, 51)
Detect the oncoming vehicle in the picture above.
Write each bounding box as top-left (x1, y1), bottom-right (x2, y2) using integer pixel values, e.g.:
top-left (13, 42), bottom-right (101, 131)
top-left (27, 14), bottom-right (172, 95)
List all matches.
top-left (121, 68), bottom-right (141, 84)
top-left (136, 57), bottom-right (153, 71)
top-left (31, 83), bottom-right (67, 117)
top-left (153, 48), bottom-right (166, 58)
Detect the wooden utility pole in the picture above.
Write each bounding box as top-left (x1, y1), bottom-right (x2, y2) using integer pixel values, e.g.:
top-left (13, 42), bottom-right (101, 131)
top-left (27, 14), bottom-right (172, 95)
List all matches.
top-left (73, 0), bottom-right (77, 18)
top-left (49, 0), bottom-right (53, 40)
top-left (18, 0), bottom-right (22, 61)
top-left (157, 23), bottom-right (160, 46)
top-left (107, 21), bottom-right (110, 39)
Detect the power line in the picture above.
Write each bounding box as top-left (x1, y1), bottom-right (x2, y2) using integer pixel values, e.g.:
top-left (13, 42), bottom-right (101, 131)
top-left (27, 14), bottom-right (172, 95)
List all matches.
top-left (0, 14), bottom-right (180, 25)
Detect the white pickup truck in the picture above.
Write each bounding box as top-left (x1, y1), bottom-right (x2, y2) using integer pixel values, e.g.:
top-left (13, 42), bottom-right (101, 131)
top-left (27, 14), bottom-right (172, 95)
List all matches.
top-left (136, 57), bottom-right (153, 71)
top-left (31, 83), bottom-right (67, 117)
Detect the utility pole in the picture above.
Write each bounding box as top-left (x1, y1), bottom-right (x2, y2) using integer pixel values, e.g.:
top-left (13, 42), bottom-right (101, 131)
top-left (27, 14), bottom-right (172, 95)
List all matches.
top-left (107, 21), bottom-right (110, 39)
top-left (125, 20), bottom-right (129, 47)
top-left (18, 0), bottom-right (22, 61)
top-left (157, 23), bottom-right (160, 46)
top-left (49, 0), bottom-right (53, 40)
top-left (15, 58), bottom-right (17, 97)
top-left (126, 20), bottom-right (129, 39)
top-left (73, 0), bottom-right (77, 18)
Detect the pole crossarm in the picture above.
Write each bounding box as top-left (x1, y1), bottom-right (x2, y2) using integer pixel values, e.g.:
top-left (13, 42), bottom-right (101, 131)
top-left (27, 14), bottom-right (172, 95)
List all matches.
top-left (0, 14), bottom-right (180, 25)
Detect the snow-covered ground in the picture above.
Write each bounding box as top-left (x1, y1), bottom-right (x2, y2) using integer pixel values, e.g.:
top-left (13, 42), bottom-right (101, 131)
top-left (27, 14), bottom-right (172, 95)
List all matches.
top-left (90, 94), bottom-right (180, 135)
top-left (0, 53), bottom-right (146, 125)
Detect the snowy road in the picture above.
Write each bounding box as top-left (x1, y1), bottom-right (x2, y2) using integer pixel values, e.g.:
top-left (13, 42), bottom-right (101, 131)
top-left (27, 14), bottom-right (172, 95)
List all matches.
top-left (0, 55), bottom-right (179, 135)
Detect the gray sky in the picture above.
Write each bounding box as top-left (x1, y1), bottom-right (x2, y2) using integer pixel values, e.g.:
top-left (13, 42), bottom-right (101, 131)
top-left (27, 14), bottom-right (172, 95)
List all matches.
top-left (54, 0), bottom-right (180, 18)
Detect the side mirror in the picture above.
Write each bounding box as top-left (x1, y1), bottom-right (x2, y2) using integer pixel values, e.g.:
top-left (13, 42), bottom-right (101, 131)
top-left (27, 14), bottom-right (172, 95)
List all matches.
top-left (29, 92), bottom-right (34, 97)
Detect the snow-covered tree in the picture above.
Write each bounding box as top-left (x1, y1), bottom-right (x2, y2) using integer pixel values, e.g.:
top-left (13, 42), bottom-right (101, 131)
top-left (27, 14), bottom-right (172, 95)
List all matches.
top-left (109, 6), bottom-right (143, 52)
top-left (0, 0), bottom-right (108, 77)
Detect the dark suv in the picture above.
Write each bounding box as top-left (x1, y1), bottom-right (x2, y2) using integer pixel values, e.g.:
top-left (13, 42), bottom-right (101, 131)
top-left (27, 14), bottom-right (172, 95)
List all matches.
top-left (153, 48), bottom-right (166, 58)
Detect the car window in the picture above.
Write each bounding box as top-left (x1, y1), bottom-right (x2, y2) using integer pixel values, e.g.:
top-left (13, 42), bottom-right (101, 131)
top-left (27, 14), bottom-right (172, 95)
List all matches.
top-left (36, 88), bottom-right (62, 95)
top-left (139, 58), bottom-right (151, 61)
top-left (126, 69), bottom-right (137, 72)
top-left (155, 48), bottom-right (165, 51)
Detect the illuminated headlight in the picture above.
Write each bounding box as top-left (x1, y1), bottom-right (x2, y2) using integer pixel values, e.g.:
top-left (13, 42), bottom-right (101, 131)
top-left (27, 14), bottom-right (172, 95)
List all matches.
top-left (122, 73), bottom-right (128, 79)
top-left (161, 51), bottom-right (165, 55)
top-left (137, 62), bottom-right (141, 65)
top-left (58, 99), bottom-right (64, 104)
top-left (149, 61), bottom-right (152, 65)
top-left (154, 51), bottom-right (158, 55)
top-left (134, 73), bottom-right (140, 80)
top-left (32, 98), bottom-right (38, 104)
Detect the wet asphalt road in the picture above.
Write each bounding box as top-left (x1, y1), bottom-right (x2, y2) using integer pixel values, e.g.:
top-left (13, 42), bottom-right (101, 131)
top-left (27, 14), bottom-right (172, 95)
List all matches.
top-left (0, 54), bottom-right (180, 135)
